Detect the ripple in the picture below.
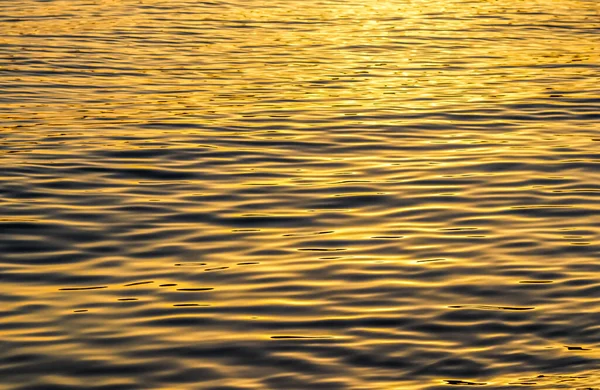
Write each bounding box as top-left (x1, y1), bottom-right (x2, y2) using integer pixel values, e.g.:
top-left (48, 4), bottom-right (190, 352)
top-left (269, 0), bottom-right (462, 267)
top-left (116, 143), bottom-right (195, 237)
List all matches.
top-left (59, 286), bottom-right (109, 291)
top-left (1, 0), bottom-right (599, 388)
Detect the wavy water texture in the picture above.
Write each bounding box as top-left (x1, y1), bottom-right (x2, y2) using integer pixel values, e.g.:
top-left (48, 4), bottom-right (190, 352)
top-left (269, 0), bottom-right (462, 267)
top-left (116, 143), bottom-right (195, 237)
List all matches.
top-left (1, 0), bottom-right (599, 389)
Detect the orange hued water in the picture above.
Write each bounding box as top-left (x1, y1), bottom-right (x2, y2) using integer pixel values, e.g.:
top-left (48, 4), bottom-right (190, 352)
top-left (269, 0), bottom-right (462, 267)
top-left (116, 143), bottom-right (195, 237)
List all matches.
top-left (1, 0), bottom-right (599, 389)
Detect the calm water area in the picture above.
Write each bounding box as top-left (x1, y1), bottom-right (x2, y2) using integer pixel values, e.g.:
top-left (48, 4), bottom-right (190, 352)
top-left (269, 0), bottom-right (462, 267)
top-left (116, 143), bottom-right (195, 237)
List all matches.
top-left (1, 0), bottom-right (599, 389)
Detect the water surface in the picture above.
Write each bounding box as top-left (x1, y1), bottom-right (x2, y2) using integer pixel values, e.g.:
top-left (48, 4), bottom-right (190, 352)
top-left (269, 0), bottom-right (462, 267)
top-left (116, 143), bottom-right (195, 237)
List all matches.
top-left (1, 0), bottom-right (599, 389)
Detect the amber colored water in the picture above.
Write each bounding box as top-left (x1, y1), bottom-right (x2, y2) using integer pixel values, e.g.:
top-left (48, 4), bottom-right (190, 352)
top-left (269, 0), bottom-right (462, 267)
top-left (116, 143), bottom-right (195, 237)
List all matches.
top-left (1, 0), bottom-right (599, 389)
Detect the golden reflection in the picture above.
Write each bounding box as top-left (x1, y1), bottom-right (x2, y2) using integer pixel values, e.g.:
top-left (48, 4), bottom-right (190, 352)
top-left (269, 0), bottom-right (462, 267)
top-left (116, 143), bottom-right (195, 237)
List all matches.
top-left (1, 0), bottom-right (599, 389)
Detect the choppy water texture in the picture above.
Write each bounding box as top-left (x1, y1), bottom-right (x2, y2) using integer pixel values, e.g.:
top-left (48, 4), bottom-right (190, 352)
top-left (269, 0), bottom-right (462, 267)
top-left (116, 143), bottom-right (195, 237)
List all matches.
top-left (1, 0), bottom-right (599, 388)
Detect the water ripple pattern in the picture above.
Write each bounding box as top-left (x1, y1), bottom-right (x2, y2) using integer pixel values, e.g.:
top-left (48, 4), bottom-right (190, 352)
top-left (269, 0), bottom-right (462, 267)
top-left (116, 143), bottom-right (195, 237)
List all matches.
top-left (1, 0), bottom-right (599, 389)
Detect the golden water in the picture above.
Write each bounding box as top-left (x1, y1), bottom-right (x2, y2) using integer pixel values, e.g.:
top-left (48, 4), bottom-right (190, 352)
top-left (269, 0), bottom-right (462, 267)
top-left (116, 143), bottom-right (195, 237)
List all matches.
top-left (1, 0), bottom-right (599, 388)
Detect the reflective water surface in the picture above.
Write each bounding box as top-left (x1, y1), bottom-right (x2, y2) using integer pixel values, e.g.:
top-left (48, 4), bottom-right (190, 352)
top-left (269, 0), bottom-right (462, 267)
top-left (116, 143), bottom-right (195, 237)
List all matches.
top-left (1, 0), bottom-right (599, 388)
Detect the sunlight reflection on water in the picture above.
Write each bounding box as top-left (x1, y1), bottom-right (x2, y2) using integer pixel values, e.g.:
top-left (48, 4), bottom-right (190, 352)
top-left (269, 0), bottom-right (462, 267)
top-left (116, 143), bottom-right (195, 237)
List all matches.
top-left (1, 0), bottom-right (599, 389)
